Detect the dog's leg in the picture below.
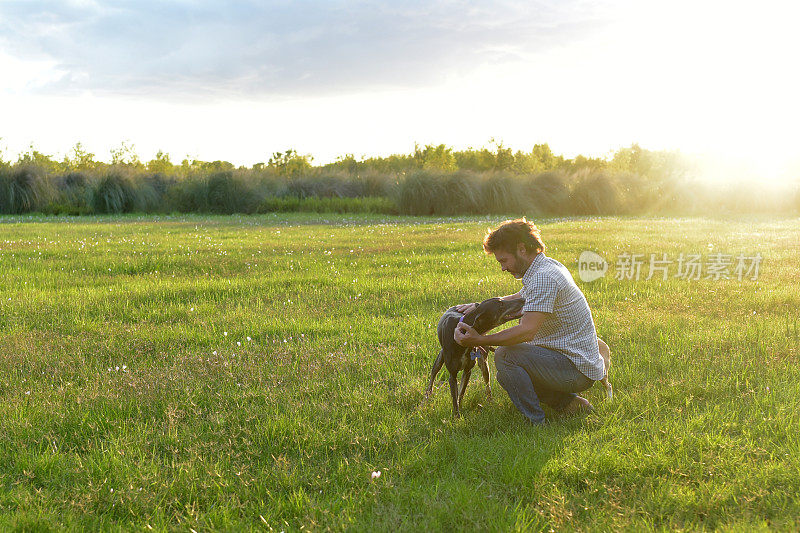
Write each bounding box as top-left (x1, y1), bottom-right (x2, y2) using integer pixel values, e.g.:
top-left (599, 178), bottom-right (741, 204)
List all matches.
top-left (449, 373), bottom-right (460, 418)
top-left (476, 352), bottom-right (492, 401)
top-left (425, 349), bottom-right (445, 399)
top-left (597, 338), bottom-right (613, 400)
top-left (457, 366), bottom-right (472, 410)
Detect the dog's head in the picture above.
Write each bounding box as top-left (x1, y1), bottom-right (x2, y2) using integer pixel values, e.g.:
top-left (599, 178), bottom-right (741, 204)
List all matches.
top-left (461, 297), bottom-right (525, 334)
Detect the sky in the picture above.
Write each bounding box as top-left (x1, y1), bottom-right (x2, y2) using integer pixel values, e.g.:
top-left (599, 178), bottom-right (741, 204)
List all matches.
top-left (1, 0), bottom-right (799, 183)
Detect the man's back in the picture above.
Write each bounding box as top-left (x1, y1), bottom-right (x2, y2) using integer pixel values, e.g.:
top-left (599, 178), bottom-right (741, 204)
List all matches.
top-left (520, 253), bottom-right (605, 381)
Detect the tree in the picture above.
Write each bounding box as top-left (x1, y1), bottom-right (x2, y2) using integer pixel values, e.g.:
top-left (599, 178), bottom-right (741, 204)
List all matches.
top-left (17, 144), bottom-right (60, 174)
top-left (531, 143), bottom-right (562, 170)
top-left (179, 158), bottom-right (234, 174)
top-left (491, 139), bottom-right (514, 171)
top-left (62, 142), bottom-right (97, 172)
top-left (571, 154), bottom-right (607, 171)
top-left (454, 147), bottom-right (496, 171)
top-left (610, 144), bottom-right (688, 180)
top-left (335, 154), bottom-right (359, 174)
top-left (146, 150), bottom-right (175, 174)
top-left (455, 140), bottom-right (523, 172)
top-left (268, 149), bottom-right (313, 178)
top-left (414, 143), bottom-right (457, 172)
top-left (110, 141), bottom-right (142, 168)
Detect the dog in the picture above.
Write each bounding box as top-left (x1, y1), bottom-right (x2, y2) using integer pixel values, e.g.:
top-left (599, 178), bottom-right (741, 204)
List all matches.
top-left (597, 338), bottom-right (613, 399)
top-left (425, 297), bottom-right (525, 418)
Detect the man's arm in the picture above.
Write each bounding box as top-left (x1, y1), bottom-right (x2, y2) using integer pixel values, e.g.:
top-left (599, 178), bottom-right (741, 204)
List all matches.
top-left (454, 311), bottom-right (546, 347)
top-left (500, 290), bottom-right (523, 301)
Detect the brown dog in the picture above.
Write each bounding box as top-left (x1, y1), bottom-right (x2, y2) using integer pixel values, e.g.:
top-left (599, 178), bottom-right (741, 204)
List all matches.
top-left (425, 297), bottom-right (525, 417)
top-left (597, 338), bottom-right (613, 399)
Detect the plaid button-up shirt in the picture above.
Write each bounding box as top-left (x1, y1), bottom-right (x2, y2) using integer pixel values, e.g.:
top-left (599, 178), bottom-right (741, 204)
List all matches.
top-left (520, 252), bottom-right (605, 380)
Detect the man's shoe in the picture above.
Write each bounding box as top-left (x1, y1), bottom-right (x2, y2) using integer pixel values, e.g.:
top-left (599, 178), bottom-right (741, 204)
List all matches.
top-left (560, 396), bottom-right (594, 416)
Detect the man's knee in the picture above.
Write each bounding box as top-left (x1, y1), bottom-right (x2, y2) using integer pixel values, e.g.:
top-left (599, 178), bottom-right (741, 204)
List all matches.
top-left (493, 346), bottom-right (511, 387)
top-left (494, 345), bottom-right (520, 374)
top-left (494, 345), bottom-right (509, 366)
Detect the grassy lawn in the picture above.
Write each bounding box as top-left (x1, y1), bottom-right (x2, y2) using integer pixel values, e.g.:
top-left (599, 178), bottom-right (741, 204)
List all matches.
top-left (1, 213), bottom-right (798, 531)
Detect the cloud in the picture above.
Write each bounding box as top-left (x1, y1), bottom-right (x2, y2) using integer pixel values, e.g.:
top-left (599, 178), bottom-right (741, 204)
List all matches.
top-left (0, 0), bottom-right (612, 99)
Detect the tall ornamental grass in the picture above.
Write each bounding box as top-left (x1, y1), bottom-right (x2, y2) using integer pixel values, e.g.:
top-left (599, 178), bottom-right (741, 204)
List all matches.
top-left (91, 172), bottom-right (136, 214)
top-left (0, 162), bottom-right (797, 216)
top-left (0, 166), bottom-right (52, 214)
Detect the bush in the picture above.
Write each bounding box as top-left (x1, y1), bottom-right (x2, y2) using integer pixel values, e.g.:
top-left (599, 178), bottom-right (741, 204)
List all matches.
top-left (127, 173), bottom-right (178, 213)
top-left (439, 172), bottom-right (482, 215)
top-left (479, 174), bottom-right (527, 214)
top-left (285, 174), bottom-right (350, 198)
top-left (244, 170), bottom-right (283, 198)
top-left (134, 179), bottom-right (163, 213)
top-left (525, 171), bottom-right (571, 216)
top-left (2, 153), bottom-right (793, 217)
top-left (397, 171), bottom-right (539, 216)
top-left (206, 171), bottom-right (260, 214)
top-left (614, 172), bottom-right (665, 214)
top-left (0, 165), bottom-right (53, 214)
top-left (349, 170), bottom-right (395, 197)
top-left (657, 179), bottom-right (689, 214)
top-left (164, 175), bottom-right (208, 213)
top-left (258, 196), bottom-right (397, 214)
top-left (142, 173), bottom-right (175, 197)
top-left (396, 171), bottom-right (447, 215)
top-left (43, 172), bottom-right (93, 215)
top-left (165, 172), bottom-right (261, 214)
top-left (57, 171), bottom-right (90, 190)
top-left (569, 171), bottom-right (622, 215)
top-left (282, 171), bottom-right (396, 199)
top-left (92, 172), bottom-right (136, 214)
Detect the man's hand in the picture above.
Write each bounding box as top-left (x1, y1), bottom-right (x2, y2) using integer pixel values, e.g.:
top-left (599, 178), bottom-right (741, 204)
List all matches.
top-left (454, 322), bottom-right (484, 347)
top-left (454, 302), bottom-right (477, 314)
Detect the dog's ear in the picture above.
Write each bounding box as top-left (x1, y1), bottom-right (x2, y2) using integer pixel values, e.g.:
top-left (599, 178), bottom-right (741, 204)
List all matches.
top-left (462, 305), bottom-right (481, 325)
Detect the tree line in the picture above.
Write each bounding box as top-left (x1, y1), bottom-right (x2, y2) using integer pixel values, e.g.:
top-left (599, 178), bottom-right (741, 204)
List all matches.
top-left (0, 141), bottom-right (796, 216)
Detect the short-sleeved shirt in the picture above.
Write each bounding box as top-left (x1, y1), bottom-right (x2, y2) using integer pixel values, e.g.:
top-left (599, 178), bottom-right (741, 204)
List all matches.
top-left (520, 252), bottom-right (605, 380)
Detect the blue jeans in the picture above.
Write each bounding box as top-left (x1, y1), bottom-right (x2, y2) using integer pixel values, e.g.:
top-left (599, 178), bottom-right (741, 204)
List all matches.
top-left (495, 343), bottom-right (594, 425)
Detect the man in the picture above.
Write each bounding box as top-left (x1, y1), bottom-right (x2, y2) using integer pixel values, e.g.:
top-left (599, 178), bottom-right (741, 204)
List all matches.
top-left (454, 218), bottom-right (605, 425)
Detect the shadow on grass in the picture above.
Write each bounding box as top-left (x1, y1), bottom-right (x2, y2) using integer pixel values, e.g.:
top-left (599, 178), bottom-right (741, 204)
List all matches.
top-left (347, 385), bottom-right (590, 531)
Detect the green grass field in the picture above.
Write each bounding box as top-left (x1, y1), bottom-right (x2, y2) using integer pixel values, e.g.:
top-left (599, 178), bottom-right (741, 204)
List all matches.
top-left (1, 213), bottom-right (799, 531)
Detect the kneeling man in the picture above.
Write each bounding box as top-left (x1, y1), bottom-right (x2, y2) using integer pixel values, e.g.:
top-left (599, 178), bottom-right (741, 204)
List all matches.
top-left (454, 218), bottom-right (605, 425)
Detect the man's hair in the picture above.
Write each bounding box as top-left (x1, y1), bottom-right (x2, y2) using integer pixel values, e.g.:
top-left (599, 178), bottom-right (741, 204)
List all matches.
top-left (483, 218), bottom-right (546, 255)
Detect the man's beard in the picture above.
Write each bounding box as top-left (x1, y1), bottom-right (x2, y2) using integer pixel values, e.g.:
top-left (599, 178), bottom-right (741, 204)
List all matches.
top-left (510, 253), bottom-right (530, 278)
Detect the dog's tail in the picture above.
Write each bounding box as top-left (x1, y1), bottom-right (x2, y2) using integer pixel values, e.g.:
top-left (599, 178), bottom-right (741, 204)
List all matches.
top-left (597, 338), bottom-right (613, 400)
top-left (424, 349), bottom-right (444, 399)
top-left (601, 377), bottom-right (613, 400)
